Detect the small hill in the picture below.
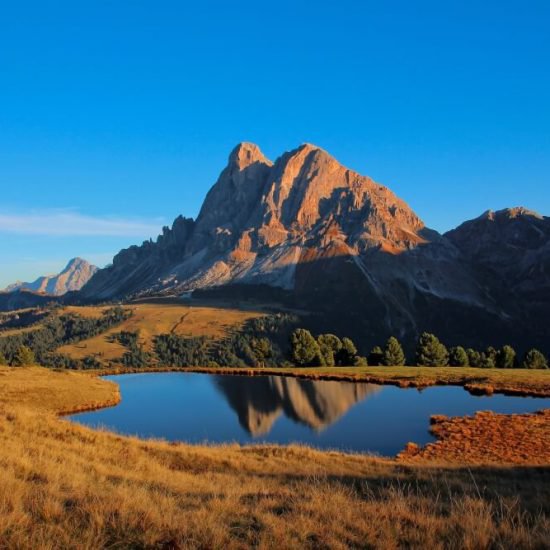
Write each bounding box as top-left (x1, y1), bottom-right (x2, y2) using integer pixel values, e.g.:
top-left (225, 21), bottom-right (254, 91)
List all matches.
top-left (57, 302), bottom-right (265, 364)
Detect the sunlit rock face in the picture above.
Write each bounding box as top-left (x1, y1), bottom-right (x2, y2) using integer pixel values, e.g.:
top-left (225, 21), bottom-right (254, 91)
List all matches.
top-left (213, 375), bottom-right (380, 436)
top-left (81, 141), bottom-right (431, 298)
top-left (79, 142), bottom-right (550, 351)
top-left (4, 258), bottom-right (98, 296)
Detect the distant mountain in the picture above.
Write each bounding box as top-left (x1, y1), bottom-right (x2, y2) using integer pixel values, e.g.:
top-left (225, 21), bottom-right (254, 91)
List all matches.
top-left (79, 143), bottom-right (549, 352)
top-left (5, 258), bottom-right (98, 296)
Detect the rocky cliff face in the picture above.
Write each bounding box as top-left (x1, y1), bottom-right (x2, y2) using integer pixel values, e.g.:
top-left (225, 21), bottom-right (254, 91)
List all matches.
top-left (83, 143), bottom-right (455, 296)
top-left (81, 143), bottom-right (550, 351)
top-left (5, 257), bottom-right (98, 296)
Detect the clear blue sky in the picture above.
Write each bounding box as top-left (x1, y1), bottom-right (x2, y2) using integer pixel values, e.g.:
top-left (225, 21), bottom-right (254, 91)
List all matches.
top-left (1, 1), bottom-right (549, 288)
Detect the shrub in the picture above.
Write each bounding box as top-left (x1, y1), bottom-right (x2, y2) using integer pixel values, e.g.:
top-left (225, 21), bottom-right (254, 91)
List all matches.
top-left (416, 333), bottom-right (448, 366)
top-left (382, 337), bottom-right (406, 366)
top-left (42, 353), bottom-right (81, 369)
top-left (449, 346), bottom-right (469, 367)
top-left (81, 355), bottom-right (103, 370)
top-left (0, 352), bottom-right (7, 366)
top-left (12, 346), bottom-right (35, 367)
top-left (521, 349), bottom-right (548, 369)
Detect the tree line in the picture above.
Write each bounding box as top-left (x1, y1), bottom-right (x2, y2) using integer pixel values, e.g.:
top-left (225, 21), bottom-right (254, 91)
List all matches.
top-left (51, 323), bottom-right (550, 371)
top-left (358, 332), bottom-right (548, 369)
top-left (3, 306), bottom-right (547, 370)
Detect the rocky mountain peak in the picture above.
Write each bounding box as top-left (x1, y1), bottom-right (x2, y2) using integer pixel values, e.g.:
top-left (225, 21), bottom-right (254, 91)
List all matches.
top-left (228, 142), bottom-right (272, 171)
top-left (64, 257), bottom-right (88, 271)
top-left (83, 142), bottom-right (431, 298)
top-left (448, 206), bottom-right (549, 253)
top-left (481, 207), bottom-right (544, 222)
top-left (4, 257), bottom-right (98, 296)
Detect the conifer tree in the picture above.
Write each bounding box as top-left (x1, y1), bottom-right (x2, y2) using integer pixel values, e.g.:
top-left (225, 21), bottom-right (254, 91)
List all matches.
top-left (416, 333), bottom-right (448, 366)
top-left (521, 349), bottom-right (548, 369)
top-left (291, 329), bottom-right (324, 367)
top-left (317, 334), bottom-right (343, 366)
top-left (449, 346), bottom-right (469, 367)
top-left (496, 345), bottom-right (516, 369)
top-left (382, 336), bottom-right (406, 366)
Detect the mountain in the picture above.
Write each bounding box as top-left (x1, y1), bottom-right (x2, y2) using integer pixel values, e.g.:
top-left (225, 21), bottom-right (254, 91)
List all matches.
top-left (445, 208), bottom-right (550, 347)
top-left (81, 143), bottom-right (550, 352)
top-left (5, 258), bottom-right (98, 296)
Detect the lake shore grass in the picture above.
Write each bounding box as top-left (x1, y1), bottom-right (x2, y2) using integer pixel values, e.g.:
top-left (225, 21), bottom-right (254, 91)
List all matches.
top-left (101, 364), bottom-right (550, 398)
top-left (0, 365), bottom-right (549, 548)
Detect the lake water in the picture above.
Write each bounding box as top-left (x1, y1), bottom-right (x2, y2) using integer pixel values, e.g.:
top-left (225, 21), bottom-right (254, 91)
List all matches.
top-left (69, 372), bottom-right (550, 456)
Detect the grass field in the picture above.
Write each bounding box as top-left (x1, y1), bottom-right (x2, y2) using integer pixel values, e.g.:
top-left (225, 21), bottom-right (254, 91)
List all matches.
top-left (0, 366), bottom-right (549, 548)
top-left (0, 324), bottom-right (43, 337)
top-left (57, 303), bottom-right (265, 363)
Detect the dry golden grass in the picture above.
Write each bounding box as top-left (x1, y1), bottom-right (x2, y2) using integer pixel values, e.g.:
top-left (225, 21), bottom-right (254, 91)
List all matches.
top-left (57, 303), bottom-right (264, 362)
top-left (0, 366), bottom-right (548, 548)
top-left (62, 305), bottom-right (108, 319)
top-left (0, 366), bottom-right (119, 414)
top-left (0, 324), bottom-right (43, 337)
top-left (399, 410), bottom-right (550, 465)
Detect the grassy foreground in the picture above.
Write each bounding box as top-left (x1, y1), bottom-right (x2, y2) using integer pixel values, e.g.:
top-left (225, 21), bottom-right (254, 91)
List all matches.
top-left (1, 366), bottom-right (549, 548)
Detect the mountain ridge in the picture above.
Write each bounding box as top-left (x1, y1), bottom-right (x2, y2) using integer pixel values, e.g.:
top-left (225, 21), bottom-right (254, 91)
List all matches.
top-left (4, 257), bottom-right (98, 296)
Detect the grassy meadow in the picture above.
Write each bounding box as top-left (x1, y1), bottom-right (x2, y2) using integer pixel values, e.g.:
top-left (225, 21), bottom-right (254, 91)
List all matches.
top-left (0, 365), bottom-right (549, 548)
top-left (56, 303), bottom-right (265, 363)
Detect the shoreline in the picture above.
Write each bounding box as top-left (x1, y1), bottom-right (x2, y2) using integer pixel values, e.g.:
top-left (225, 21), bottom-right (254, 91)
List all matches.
top-left (3, 365), bottom-right (549, 467)
top-left (73, 365), bottom-right (550, 465)
top-left (95, 364), bottom-right (550, 398)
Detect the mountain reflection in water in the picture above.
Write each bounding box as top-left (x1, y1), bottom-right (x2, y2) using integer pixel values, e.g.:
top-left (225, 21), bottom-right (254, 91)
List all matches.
top-left (212, 375), bottom-right (381, 436)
